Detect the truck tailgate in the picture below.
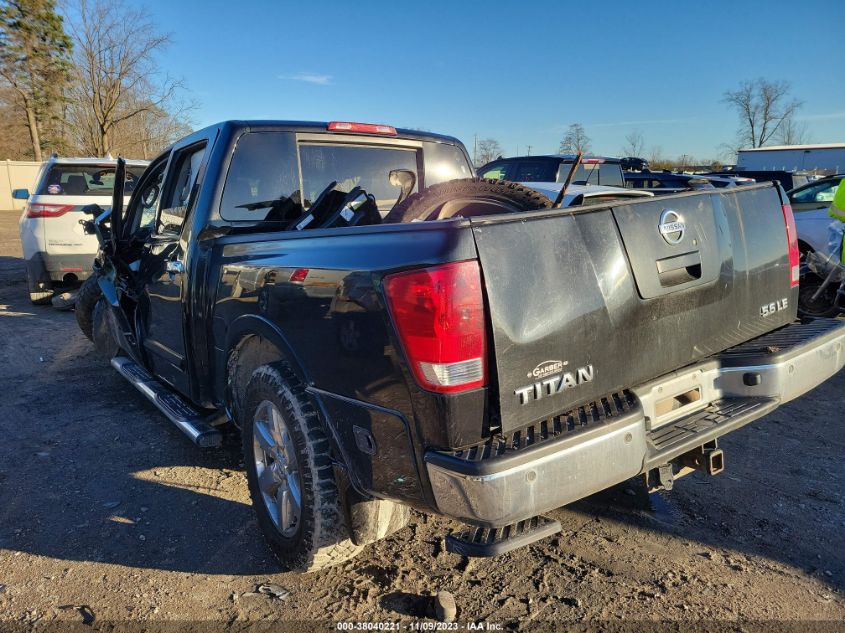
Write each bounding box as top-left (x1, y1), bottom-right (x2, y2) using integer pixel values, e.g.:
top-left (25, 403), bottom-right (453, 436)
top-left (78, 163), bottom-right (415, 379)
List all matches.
top-left (470, 184), bottom-right (797, 431)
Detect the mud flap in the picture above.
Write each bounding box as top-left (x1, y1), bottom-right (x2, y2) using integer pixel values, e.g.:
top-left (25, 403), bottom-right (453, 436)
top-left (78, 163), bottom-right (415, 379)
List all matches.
top-left (348, 495), bottom-right (410, 546)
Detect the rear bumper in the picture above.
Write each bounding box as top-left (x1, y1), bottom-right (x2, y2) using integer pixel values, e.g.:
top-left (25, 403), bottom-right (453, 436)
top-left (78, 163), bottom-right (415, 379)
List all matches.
top-left (26, 251), bottom-right (95, 286)
top-left (424, 318), bottom-right (845, 527)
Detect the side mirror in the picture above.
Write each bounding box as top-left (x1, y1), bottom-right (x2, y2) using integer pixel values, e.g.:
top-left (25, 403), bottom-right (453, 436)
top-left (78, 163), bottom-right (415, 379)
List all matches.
top-left (12, 189), bottom-right (29, 200)
top-left (389, 169), bottom-right (416, 206)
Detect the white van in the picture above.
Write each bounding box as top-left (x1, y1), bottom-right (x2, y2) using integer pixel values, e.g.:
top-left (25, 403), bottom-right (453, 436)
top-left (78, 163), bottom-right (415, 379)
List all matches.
top-left (15, 157), bottom-right (149, 303)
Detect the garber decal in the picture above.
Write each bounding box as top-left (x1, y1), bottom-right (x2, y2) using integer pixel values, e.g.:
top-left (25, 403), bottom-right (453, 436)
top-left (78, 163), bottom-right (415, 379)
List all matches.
top-left (514, 363), bottom-right (595, 405)
top-left (528, 359), bottom-right (566, 379)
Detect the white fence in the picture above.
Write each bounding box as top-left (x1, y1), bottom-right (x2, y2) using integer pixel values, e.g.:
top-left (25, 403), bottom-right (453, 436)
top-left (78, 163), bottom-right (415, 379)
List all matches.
top-left (0, 160), bottom-right (43, 212)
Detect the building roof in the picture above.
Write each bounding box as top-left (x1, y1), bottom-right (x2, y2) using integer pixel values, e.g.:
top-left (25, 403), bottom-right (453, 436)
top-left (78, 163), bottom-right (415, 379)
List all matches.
top-left (739, 143), bottom-right (845, 152)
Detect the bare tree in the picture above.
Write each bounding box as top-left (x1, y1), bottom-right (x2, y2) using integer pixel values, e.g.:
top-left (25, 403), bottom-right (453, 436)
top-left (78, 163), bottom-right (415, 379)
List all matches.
top-left (476, 138), bottom-right (502, 166)
top-left (723, 78), bottom-right (802, 148)
top-left (65, 0), bottom-right (189, 157)
top-left (777, 117), bottom-right (812, 146)
top-left (621, 130), bottom-right (645, 157)
top-left (647, 146), bottom-right (676, 171)
top-left (559, 123), bottom-right (591, 154)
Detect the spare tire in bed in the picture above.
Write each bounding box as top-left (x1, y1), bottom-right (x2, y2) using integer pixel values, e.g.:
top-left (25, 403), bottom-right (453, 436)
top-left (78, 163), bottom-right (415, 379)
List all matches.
top-left (383, 178), bottom-right (553, 224)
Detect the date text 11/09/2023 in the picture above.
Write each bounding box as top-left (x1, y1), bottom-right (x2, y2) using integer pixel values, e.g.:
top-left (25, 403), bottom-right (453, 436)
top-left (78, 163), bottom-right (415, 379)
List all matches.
top-left (335, 622), bottom-right (503, 630)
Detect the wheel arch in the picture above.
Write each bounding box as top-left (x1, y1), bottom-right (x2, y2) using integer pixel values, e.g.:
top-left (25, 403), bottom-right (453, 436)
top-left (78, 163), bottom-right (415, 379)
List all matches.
top-left (223, 315), bottom-right (310, 427)
top-left (797, 239), bottom-right (815, 255)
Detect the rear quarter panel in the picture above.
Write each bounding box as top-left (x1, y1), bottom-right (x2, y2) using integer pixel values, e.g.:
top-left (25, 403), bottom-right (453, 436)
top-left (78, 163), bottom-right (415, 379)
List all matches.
top-left (209, 222), bottom-right (479, 504)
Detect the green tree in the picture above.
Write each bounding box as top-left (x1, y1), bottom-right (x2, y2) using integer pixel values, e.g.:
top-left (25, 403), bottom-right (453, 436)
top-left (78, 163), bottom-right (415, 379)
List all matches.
top-left (0, 0), bottom-right (72, 160)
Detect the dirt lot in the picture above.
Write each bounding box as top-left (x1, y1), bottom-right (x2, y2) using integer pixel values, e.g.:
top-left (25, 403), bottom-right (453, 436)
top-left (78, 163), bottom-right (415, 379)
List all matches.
top-left (1, 209), bottom-right (843, 629)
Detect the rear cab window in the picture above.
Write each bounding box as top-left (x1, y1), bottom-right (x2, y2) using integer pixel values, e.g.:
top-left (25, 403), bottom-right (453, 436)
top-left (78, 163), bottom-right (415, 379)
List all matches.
top-left (299, 143), bottom-right (418, 214)
top-left (556, 161), bottom-right (625, 187)
top-left (219, 130), bottom-right (472, 224)
top-left (37, 163), bottom-right (146, 197)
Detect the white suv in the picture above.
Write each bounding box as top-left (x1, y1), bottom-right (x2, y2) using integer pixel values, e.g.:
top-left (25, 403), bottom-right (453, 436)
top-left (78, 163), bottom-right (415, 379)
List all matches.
top-left (15, 157), bottom-right (149, 303)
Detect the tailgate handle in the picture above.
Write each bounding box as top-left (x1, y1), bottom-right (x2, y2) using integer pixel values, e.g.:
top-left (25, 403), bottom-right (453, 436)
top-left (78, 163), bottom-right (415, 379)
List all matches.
top-left (656, 251), bottom-right (702, 287)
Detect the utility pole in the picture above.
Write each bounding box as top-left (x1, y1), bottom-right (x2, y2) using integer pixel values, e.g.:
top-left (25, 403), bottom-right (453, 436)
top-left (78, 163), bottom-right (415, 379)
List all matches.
top-left (473, 134), bottom-right (478, 166)
top-left (526, 145), bottom-right (533, 156)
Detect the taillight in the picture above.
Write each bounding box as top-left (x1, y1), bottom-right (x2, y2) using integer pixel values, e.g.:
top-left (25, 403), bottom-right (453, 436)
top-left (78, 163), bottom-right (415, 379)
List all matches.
top-left (782, 203), bottom-right (800, 287)
top-left (384, 260), bottom-right (486, 394)
top-left (26, 203), bottom-right (74, 218)
top-left (289, 268), bottom-right (309, 283)
top-left (327, 121), bottom-right (398, 136)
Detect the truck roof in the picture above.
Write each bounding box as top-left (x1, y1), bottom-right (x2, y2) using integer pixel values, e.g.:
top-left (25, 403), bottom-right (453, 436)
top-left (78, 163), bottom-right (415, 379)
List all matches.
top-left (192, 120), bottom-right (464, 146)
top-left (494, 154), bottom-right (622, 163)
top-left (46, 157), bottom-right (150, 166)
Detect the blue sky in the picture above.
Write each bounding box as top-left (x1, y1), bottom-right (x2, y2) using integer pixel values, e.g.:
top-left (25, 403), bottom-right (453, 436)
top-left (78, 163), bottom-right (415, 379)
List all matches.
top-left (138, 0), bottom-right (844, 161)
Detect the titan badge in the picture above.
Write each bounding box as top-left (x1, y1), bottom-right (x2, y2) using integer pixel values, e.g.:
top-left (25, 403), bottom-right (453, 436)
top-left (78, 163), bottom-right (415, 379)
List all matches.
top-left (515, 360), bottom-right (595, 405)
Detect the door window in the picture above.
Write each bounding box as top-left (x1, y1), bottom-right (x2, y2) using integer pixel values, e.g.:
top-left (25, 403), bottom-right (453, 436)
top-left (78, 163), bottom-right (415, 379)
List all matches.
top-left (480, 162), bottom-right (510, 180)
top-left (423, 142), bottom-right (473, 185)
top-left (127, 161), bottom-right (166, 232)
top-left (791, 181), bottom-right (839, 204)
top-left (158, 144), bottom-right (206, 234)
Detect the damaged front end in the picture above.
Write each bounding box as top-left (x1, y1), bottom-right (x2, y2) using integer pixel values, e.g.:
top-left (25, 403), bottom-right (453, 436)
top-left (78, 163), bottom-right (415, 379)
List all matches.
top-left (81, 157), bottom-right (144, 363)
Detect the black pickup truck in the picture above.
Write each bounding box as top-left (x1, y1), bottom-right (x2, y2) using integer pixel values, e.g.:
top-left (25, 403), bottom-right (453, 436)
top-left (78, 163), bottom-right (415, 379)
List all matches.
top-left (76, 120), bottom-right (845, 572)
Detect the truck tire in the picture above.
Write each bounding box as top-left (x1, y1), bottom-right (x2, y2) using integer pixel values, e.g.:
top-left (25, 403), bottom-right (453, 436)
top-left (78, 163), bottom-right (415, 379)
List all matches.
top-left (384, 178), bottom-right (553, 224)
top-left (27, 274), bottom-right (53, 305)
top-left (75, 273), bottom-right (102, 341)
top-left (242, 362), bottom-right (363, 571)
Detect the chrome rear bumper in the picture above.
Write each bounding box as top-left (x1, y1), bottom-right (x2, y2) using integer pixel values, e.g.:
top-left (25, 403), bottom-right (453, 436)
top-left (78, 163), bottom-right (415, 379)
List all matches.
top-left (425, 319), bottom-right (845, 527)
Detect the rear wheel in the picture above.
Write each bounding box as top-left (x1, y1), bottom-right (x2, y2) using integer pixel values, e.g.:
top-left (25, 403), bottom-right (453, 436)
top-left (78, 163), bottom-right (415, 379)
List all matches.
top-left (242, 363), bottom-right (363, 571)
top-left (384, 178), bottom-right (553, 224)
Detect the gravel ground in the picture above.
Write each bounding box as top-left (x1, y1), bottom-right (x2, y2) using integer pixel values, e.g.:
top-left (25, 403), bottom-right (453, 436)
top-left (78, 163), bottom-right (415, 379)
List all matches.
top-left (0, 209), bottom-right (843, 629)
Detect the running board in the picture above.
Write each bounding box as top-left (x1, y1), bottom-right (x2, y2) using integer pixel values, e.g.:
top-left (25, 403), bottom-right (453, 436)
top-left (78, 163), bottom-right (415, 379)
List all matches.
top-left (445, 515), bottom-right (561, 557)
top-left (110, 357), bottom-right (223, 448)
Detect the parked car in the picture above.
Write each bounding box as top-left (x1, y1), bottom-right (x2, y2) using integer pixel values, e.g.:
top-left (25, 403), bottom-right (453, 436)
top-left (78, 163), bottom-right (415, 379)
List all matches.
top-left (787, 174), bottom-right (843, 212)
top-left (620, 156), bottom-right (649, 172)
top-left (522, 182), bottom-right (653, 207)
top-left (623, 171), bottom-right (716, 193)
top-left (790, 176), bottom-right (844, 285)
top-left (704, 169), bottom-right (809, 192)
top-left (16, 156), bottom-right (149, 304)
top-left (76, 120), bottom-right (845, 572)
top-left (477, 155), bottom-right (626, 187)
top-left (695, 174), bottom-right (752, 188)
